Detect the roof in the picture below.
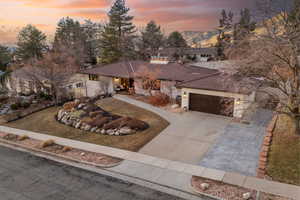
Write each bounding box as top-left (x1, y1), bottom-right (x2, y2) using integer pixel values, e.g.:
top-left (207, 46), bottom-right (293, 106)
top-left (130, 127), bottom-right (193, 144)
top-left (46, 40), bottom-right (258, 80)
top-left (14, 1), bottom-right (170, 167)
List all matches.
top-left (177, 73), bottom-right (261, 95)
top-left (82, 60), bottom-right (260, 95)
top-left (82, 60), bottom-right (218, 82)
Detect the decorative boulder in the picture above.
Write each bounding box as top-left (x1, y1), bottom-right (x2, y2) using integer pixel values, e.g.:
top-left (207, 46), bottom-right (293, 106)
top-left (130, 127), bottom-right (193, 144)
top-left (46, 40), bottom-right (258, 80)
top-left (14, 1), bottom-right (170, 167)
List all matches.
top-left (119, 127), bottom-right (134, 135)
top-left (200, 183), bottom-right (210, 191)
top-left (242, 192), bottom-right (251, 200)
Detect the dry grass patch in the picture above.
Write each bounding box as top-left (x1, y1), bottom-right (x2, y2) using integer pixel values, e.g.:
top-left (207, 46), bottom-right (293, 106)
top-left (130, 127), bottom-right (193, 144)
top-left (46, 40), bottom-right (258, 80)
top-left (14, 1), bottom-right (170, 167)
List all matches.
top-left (39, 139), bottom-right (55, 148)
top-left (266, 115), bottom-right (300, 186)
top-left (7, 98), bottom-right (169, 151)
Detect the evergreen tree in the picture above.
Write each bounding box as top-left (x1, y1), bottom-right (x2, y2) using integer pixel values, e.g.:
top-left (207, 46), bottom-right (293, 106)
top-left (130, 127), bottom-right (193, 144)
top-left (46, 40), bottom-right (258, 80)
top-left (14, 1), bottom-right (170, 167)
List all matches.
top-left (99, 0), bottom-right (136, 64)
top-left (54, 17), bottom-right (88, 63)
top-left (0, 45), bottom-right (12, 71)
top-left (216, 10), bottom-right (234, 60)
top-left (16, 25), bottom-right (47, 61)
top-left (167, 31), bottom-right (187, 48)
top-left (233, 8), bottom-right (256, 41)
top-left (140, 21), bottom-right (165, 59)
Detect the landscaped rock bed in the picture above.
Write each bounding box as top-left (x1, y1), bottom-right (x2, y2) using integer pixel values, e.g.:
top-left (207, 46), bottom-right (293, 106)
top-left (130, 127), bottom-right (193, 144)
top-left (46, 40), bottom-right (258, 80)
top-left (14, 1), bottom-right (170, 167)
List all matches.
top-left (56, 97), bottom-right (149, 136)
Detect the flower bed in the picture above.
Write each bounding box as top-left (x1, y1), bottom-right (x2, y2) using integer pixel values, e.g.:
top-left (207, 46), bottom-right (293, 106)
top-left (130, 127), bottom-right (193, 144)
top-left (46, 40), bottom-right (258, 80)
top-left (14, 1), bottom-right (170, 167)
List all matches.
top-left (56, 97), bottom-right (149, 136)
top-left (0, 132), bottom-right (122, 167)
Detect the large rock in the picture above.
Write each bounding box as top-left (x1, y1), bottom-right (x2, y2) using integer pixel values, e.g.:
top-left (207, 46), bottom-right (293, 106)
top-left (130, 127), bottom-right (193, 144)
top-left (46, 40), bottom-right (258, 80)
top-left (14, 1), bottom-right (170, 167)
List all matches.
top-left (90, 127), bottom-right (97, 132)
top-left (78, 103), bottom-right (86, 109)
top-left (119, 127), bottom-right (133, 135)
top-left (75, 122), bottom-right (81, 129)
top-left (107, 129), bottom-right (114, 135)
top-left (101, 129), bottom-right (106, 134)
top-left (84, 125), bottom-right (92, 131)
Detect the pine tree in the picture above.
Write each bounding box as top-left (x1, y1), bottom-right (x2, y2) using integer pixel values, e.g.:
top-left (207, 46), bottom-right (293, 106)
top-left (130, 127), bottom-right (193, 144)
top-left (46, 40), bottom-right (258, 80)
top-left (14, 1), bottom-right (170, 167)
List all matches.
top-left (167, 31), bottom-right (187, 48)
top-left (99, 0), bottom-right (136, 64)
top-left (233, 8), bottom-right (256, 41)
top-left (216, 10), bottom-right (234, 60)
top-left (16, 25), bottom-right (47, 61)
top-left (140, 21), bottom-right (165, 59)
top-left (54, 17), bottom-right (88, 64)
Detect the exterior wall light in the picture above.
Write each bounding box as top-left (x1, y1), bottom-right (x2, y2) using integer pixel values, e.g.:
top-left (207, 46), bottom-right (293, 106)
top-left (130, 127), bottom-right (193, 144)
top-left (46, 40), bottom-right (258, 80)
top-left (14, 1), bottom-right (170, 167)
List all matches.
top-left (236, 98), bottom-right (241, 105)
top-left (183, 91), bottom-right (187, 98)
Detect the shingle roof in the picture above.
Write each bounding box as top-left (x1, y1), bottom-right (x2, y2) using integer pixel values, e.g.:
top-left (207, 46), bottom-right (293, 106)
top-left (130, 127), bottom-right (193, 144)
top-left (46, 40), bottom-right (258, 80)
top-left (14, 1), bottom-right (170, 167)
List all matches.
top-left (82, 60), bottom-right (218, 82)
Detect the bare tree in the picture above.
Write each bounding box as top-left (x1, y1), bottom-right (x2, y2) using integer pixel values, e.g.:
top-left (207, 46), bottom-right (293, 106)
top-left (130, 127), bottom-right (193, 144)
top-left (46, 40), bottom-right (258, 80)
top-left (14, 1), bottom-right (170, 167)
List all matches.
top-left (23, 45), bottom-right (81, 105)
top-left (134, 65), bottom-right (161, 96)
top-left (227, 0), bottom-right (300, 134)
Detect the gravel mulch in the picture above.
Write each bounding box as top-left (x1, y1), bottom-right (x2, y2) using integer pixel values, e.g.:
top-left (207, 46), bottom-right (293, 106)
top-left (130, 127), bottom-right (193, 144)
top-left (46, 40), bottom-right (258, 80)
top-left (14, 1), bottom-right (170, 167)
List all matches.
top-left (192, 176), bottom-right (257, 200)
top-left (0, 132), bottom-right (122, 167)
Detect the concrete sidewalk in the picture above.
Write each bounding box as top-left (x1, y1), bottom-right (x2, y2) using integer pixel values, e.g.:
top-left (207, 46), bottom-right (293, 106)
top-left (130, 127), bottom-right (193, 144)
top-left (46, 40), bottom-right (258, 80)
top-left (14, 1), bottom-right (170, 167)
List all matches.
top-left (0, 126), bottom-right (299, 200)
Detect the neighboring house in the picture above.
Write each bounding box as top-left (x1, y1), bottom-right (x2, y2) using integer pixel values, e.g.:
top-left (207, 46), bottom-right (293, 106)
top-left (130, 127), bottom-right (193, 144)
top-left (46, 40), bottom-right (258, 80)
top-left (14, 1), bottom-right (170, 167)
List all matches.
top-left (78, 59), bottom-right (258, 118)
top-left (157, 47), bottom-right (217, 62)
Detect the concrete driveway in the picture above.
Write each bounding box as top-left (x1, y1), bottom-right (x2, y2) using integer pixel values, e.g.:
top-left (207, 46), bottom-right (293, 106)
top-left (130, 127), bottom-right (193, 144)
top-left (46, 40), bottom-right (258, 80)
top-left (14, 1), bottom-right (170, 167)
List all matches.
top-left (115, 94), bottom-right (230, 165)
top-left (199, 109), bottom-right (273, 176)
top-left (139, 111), bottom-right (230, 164)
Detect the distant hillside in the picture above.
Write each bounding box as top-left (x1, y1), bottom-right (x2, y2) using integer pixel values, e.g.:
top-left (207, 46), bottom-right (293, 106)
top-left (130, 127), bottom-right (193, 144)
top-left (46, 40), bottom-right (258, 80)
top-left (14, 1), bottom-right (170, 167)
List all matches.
top-left (182, 31), bottom-right (219, 48)
top-left (182, 17), bottom-right (277, 48)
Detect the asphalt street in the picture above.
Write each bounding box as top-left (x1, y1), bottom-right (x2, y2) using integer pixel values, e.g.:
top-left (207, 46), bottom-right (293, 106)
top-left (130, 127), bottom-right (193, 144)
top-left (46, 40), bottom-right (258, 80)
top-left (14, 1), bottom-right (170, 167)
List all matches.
top-left (0, 145), bottom-right (185, 200)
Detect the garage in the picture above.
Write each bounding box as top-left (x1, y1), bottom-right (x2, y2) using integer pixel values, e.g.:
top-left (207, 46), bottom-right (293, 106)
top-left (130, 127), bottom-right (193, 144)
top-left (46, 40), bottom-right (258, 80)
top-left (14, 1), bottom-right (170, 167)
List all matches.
top-left (189, 93), bottom-right (234, 117)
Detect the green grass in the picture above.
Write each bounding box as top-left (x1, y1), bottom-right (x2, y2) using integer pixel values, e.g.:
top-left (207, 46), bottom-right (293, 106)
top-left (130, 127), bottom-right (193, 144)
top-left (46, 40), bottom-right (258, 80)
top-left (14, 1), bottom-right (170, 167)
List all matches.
top-left (266, 115), bottom-right (300, 186)
top-left (6, 98), bottom-right (169, 152)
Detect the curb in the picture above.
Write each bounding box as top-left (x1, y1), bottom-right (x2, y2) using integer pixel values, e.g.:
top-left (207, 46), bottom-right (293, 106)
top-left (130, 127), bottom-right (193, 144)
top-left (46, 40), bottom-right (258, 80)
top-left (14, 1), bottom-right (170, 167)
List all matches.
top-left (0, 138), bottom-right (122, 169)
top-left (0, 140), bottom-right (216, 200)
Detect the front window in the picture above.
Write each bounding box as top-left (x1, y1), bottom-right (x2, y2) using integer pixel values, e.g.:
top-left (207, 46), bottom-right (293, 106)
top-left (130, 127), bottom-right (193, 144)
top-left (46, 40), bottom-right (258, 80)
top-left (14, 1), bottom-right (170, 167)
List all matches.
top-left (89, 74), bottom-right (98, 81)
top-left (76, 82), bottom-right (84, 88)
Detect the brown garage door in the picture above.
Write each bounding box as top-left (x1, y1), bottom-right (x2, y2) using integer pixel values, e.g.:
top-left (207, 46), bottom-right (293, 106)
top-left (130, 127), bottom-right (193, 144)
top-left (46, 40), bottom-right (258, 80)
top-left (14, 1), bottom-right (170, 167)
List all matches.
top-left (189, 93), bottom-right (234, 116)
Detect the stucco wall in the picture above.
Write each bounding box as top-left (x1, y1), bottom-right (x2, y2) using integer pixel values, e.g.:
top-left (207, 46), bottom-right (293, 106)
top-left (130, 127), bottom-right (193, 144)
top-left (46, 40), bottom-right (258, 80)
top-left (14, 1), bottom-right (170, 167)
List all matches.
top-left (181, 88), bottom-right (255, 118)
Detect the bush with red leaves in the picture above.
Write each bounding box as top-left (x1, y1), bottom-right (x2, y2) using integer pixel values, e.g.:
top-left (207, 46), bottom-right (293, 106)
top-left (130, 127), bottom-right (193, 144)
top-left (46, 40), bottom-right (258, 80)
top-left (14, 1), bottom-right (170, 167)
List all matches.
top-left (148, 93), bottom-right (170, 107)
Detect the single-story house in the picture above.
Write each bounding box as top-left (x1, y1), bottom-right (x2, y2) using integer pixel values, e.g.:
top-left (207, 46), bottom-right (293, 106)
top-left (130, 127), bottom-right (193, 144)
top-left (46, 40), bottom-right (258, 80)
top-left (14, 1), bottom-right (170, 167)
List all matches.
top-left (73, 59), bottom-right (258, 118)
top-left (157, 47), bottom-right (217, 62)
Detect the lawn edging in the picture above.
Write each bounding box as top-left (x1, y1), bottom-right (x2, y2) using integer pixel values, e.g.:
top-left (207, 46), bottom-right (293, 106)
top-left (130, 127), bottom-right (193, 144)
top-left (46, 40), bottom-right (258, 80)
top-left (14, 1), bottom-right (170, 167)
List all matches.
top-left (0, 137), bottom-right (122, 169)
top-left (257, 114), bottom-right (278, 178)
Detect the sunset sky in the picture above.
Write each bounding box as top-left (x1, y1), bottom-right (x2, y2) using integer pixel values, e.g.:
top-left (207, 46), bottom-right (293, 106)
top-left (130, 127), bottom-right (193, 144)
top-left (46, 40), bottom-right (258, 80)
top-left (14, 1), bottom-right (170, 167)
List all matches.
top-left (0, 0), bottom-right (257, 44)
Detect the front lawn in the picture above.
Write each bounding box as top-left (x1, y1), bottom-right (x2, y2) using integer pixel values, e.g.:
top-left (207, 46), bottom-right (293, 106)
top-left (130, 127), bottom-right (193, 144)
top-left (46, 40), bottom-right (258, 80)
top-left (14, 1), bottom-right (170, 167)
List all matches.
top-left (266, 115), bottom-right (300, 186)
top-left (6, 98), bottom-right (169, 152)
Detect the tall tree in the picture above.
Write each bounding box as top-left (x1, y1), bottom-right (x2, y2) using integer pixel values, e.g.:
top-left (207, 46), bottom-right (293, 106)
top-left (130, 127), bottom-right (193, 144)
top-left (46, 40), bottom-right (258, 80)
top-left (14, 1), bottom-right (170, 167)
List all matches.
top-left (140, 21), bottom-right (165, 59)
top-left (99, 0), bottom-right (136, 64)
top-left (16, 25), bottom-right (47, 61)
top-left (0, 45), bottom-right (12, 71)
top-left (167, 31), bottom-right (187, 48)
top-left (215, 10), bottom-right (234, 60)
top-left (54, 17), bottom-right (87, 64)
top-left (233, 8), bottom-right (256, 41)
top-left (228, 0), bottom-right (300, 135)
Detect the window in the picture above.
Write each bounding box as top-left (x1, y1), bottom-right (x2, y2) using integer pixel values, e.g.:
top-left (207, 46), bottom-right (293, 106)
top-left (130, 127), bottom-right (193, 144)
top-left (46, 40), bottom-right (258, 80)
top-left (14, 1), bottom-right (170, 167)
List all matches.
top-left (89, 74), bottom-right (98, 81)
top-left (76, 82), bottom-right (84, 88)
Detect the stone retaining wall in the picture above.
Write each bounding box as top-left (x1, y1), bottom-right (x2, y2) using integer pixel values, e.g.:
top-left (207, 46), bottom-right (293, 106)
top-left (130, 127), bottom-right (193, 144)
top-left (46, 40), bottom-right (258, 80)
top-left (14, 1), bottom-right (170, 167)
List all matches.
top-left (257, 114), bottom-right (278, 178)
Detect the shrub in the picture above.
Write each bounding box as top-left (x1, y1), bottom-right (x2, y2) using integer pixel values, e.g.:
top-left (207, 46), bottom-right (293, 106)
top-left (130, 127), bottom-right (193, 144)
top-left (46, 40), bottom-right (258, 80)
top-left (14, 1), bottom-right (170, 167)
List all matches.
top-left (63, 102), bottom-right (77, 111)
top-left (89, 110), bottom-right (104, 118)
top-left (148, 93), bottom-right (170, 107)
top-left (82, 103), bottom-right (100, 113)
top-left (126, 119), bottom-right (149, 130)
top-left (18, 135), bottom-right (29, 141)
top-left (39, 92), bottom-right (53, 101)
top-left (69, 110), bottom-right (85, 118)
top-left (81, 117), bottom-right (94, 124)
top-left (21, 102), bottom-right (30, 109)
top-left (10, 103), bottom-right (20, 110)
top-left (89, 117), bottom-right (110, 127)
top-left (39, 139), bottom-right (55, 148)
top-left (103, 117), bottom-right (132, 130)
top-left (62, 146), bottom-right (72, 152)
